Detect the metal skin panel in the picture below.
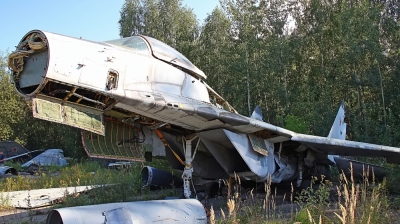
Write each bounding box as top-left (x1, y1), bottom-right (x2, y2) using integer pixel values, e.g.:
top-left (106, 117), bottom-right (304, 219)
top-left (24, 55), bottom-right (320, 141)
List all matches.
top-left (40, 31), bottom-right (109, 92)
top-left (223, 130), bottom-right (276, 182)
top-left (0, 141), bottom-right (30, 158)
top-left (152, 83), bottom-right (182, 96)
top-left (198, 129), bottom-right (250, 174)
top-left (143, 127), bottom-right (166, 157)
top-left (19, 50), bottom-right (48, 88)
top-left (53, 51), bottom-right (83, 77)
top-left (123, 53), bottom-right (153, 92)
top-left (32, 97), bottom-right (63, 123)
top-left (21, 149), bottom-right (67, 167)
top-left (271, 155), bottom-right (298, 183)
top-left (152, 62), bottom-right (186, 86)
top-left (46, 199), bottom-right (207, 224)
top-left (181, 75), bottom-right (210, 103)
top-left (77, 58), bottom-right (109, 89)
top-left (1, 185), bottom-right (106, 208)
top-left (0, 166), bottom-right (18, 178)
top-left (32, 95), bottom-right (104, 135)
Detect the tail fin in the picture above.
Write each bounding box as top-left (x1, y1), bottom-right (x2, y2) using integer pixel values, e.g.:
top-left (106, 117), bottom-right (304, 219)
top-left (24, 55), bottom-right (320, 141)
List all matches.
top-left (328, 100), bottom-right (347, 164)
top-left (251, 106), bottom-right (263, 121)
top-left (328, 100), bottom-right (346, 140)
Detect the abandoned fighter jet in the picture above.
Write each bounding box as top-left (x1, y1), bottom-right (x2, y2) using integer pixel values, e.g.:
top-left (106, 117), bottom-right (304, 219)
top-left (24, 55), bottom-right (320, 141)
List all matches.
top-left (8, 30), bottom-right (400, 198)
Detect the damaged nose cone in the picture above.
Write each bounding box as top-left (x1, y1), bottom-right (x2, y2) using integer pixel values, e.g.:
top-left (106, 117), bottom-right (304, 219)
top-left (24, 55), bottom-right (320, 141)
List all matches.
top-left (8, 30), bottom-right (49, 96)
top-left (46, 199), bottom-right (207, 224)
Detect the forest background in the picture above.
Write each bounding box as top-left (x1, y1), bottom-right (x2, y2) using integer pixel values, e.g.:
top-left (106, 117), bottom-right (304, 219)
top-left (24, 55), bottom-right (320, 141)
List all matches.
top-left (1, 0), bottom-right (399, 165)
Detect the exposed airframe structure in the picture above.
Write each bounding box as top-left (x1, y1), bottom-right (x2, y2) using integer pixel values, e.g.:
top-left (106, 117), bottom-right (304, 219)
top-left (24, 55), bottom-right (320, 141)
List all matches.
top-left (8, 30), bottom-right (400, 200)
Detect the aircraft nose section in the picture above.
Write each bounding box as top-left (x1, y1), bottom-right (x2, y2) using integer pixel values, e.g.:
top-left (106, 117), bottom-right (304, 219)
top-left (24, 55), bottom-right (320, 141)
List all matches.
top-left (8, 30), bottom-right (49, 96)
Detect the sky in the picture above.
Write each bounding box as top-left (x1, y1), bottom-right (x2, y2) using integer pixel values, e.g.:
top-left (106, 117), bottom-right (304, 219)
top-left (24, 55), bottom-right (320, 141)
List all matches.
top-left (0, 0), bottom-right (219, 53)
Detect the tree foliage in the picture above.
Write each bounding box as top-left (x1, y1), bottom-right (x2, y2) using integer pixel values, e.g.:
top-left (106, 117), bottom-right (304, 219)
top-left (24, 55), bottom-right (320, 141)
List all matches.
top-left (0, 52), bottom-right (84, 158)
top-left (119, 0), bottom-right (199, 57)
top-left (3, 0), bottom-right (400, 161)
top-left (193, 0), bottom-right (400, 147)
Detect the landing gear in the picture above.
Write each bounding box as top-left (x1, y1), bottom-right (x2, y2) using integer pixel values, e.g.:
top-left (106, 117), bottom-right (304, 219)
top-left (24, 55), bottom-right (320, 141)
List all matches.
top-left (296, 153), bottom-right (304, 188)
top-left (182, 134), bottom-right (200, 199)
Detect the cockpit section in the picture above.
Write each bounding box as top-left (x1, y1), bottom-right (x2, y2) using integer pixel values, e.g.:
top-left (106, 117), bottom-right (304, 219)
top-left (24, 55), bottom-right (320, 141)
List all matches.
top-left (105, 35), bottom-right (206, 80)
top-left (105, 36), bottom-right (150, 55)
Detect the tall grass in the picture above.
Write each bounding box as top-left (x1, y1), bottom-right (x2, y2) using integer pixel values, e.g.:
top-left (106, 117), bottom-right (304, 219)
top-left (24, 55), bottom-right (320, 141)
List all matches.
top-left (213, 164), bottom-right (395, 223)
top-left (0, 160), bottom-right (397, 223)
top-left (333, 164), bottom-right (392, 224)
top-left (0, 159), bottom-right (178, 209)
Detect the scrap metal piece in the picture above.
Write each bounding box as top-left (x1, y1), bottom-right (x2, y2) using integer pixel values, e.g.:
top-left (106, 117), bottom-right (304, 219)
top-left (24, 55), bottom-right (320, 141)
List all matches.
top-left (0, 141), bottom-right (30, 158)
top-left (21, 149), bottom-right (67, 168)
top-left (46, 199), bottom-right (207, 224)
top-left (0, 166), bottom-right (18, 178)
top-left (108, 161), bottom-right (133, 170)
top-left (0, 185), bottom-right (107, 208)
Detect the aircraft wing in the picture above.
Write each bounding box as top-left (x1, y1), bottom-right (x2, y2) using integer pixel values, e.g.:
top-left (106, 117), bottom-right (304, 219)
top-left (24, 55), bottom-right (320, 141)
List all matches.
top-left (243, 115), bottom-right (400, 164)
top-left (237, 100), bottom-right (400, 164)
top-left (291, 133), bottom-right (400, 163)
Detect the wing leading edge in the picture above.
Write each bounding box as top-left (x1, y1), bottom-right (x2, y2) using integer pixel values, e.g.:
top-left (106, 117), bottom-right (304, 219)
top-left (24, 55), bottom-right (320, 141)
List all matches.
top-left (291, 134), bottom-right (400, 163)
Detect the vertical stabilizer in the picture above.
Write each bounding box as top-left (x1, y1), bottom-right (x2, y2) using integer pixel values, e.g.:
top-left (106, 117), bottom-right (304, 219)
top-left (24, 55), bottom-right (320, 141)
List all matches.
top-left (328, 100), bottom-right (346, 140)
top-left (251, 106), bottom-right (263, 121)
top-left (328, 100), bottom-right (346, 164)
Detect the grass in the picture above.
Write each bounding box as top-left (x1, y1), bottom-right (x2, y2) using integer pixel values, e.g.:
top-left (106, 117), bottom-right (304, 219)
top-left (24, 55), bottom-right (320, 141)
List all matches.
top-left (0, 158), bottom-right (178, 209)
top-left (0, 160), bottom-right (398, 224)
top-left (210, 164), bottom-right (397, 224)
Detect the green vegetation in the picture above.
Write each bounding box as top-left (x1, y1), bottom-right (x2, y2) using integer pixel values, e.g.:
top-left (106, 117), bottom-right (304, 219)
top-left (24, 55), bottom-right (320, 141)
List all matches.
top-left (0, 159), bottom-right (398, 224)
top-left (209, 167), bottom-right (395, 224)
top-left (0, 159), bottom-right (177, 209)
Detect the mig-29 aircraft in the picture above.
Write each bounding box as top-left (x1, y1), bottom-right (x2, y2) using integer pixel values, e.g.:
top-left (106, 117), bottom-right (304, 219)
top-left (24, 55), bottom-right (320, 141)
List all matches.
top-left (8, 30), bottom-right (400, 199)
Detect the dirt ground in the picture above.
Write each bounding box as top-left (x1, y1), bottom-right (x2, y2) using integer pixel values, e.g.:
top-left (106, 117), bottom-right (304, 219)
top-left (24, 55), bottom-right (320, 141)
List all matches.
top-left (0, 181), bottom-right (399, 223)
top-left (0, 207), bottom-right (49, 224)
top-left (0, 182), bottom-right (300, 223)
